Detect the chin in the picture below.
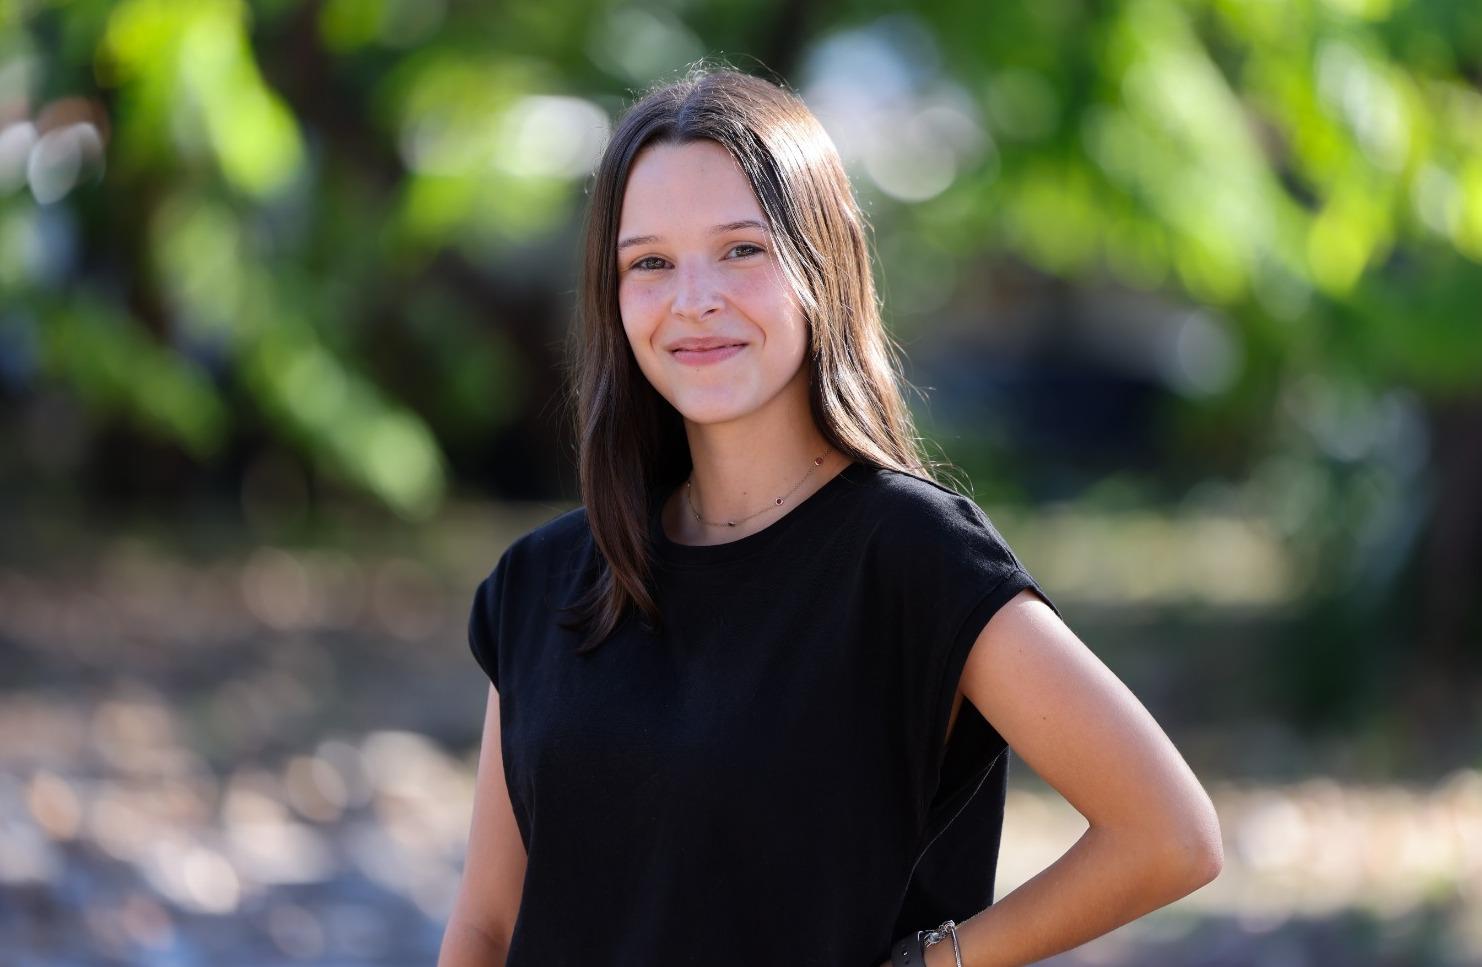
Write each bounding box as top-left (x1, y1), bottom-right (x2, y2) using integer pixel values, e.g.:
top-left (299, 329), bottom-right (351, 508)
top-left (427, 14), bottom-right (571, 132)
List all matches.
top-left (667, 393), bottom-right (760, 427)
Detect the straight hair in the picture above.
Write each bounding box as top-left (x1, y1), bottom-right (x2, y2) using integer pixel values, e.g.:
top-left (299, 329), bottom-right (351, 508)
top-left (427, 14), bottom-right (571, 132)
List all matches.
top-left (562, 62), bottom-right (954, 651)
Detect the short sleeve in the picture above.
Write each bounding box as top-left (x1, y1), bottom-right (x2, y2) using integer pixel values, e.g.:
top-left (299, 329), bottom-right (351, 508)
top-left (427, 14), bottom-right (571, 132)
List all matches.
top-left (468, 549), bottom-right (511, 691)
top-left (884, 484), bottom-right (1062, 814)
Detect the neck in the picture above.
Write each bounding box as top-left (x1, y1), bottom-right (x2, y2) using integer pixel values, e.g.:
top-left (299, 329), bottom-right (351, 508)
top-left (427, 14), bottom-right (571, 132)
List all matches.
top-left (672, 372), bottom-right (840, 537)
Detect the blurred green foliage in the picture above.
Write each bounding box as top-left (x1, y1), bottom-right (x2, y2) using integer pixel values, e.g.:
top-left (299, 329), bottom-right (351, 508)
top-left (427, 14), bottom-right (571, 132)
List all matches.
top-left (0, 0), bottom-right (1478, 743)
top-left (0, 0), bottom-right (1477, 523)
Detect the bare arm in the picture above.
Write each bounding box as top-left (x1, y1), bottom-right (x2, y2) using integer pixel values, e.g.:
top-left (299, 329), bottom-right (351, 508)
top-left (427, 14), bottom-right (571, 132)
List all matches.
top-left (438, 684), bottom-right (528, 967)
top-left (896, 589), bottom-right (1224, 967)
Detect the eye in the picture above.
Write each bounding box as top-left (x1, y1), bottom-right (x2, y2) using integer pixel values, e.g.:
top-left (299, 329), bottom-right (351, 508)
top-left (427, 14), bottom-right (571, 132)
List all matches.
top-left (728, 243), bottom-right (764, 259)
top-left (631, 256), bottom-right (668, 272)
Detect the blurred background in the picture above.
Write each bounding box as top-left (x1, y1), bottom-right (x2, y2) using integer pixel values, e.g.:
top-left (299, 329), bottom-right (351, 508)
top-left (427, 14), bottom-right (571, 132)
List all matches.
top-left (2, 0), bottom-right (1480, 964)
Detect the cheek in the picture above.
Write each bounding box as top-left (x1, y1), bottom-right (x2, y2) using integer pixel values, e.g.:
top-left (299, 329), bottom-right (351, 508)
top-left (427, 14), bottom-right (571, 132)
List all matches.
top-left (617, 284), bottom-right (658, 341)
top-left (739, 269), bottom-right (802, 325)
top-left (755, 284), bottom-right (807, 345)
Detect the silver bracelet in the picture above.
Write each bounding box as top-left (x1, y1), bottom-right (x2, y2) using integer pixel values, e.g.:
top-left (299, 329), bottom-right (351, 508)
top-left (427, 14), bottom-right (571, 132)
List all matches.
top-left (921, 919), bottom-right (963, 967)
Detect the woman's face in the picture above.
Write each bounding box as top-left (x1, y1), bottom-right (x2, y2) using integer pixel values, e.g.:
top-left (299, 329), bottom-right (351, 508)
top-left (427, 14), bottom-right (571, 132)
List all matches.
top-left (616, 139), bottom-right (810, 428)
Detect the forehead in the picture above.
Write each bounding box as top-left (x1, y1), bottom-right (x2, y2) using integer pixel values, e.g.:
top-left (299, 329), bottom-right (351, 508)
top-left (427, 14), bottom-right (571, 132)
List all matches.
top-left (618, 140), bottom-right (765, 230)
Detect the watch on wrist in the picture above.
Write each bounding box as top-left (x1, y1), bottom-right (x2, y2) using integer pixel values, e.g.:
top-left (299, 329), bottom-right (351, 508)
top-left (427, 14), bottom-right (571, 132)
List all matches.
top-left (922, 919), bottom-right (951, 946)
top-left (922, 919), bottom-right (961, 966)
top-left (891, 919), bottom-right (960, 966)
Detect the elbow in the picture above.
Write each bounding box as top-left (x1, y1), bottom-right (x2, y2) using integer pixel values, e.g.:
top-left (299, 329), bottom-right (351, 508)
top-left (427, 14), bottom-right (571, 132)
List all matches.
top-left (1183, 834), bottom-right (1224, 888)
top-left (1128, 829), bottom-right (1221, 907)
top-left (1163, 809), bottom-right (1225, 891)
top-left (1112, 801), bottom-right (1223, 895)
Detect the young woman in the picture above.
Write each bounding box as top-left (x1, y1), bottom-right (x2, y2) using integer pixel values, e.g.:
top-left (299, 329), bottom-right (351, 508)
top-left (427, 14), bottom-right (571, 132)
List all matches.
top-left (438, 66), bottom-right (1223, 967)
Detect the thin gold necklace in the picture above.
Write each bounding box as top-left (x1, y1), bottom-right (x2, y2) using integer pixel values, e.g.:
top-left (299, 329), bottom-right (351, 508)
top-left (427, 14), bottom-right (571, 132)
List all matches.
top-left (684, 447), bottom-right (834, 528)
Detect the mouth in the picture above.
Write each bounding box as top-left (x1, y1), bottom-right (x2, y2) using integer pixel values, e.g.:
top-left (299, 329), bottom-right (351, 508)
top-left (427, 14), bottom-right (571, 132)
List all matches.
top-left (671, 343), bottom-right (747, 365)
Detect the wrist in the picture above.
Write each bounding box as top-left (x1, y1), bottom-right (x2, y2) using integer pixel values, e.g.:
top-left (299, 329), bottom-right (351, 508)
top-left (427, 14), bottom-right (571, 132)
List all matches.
top-left (890, 920), bottom-right (962, 967)
top-left (922, 919), bottom-right (962, 967)
top-left (924, 943), bottom-right (954, 967)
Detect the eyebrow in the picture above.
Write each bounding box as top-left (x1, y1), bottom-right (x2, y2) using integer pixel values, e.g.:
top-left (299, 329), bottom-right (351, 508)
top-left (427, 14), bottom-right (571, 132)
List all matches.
top-left (616, 219), bottom-right (770, 251)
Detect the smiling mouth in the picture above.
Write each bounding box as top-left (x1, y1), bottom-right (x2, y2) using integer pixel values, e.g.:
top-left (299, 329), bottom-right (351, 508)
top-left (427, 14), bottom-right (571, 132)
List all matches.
top-left (672, 343), bottom-right (747, 363)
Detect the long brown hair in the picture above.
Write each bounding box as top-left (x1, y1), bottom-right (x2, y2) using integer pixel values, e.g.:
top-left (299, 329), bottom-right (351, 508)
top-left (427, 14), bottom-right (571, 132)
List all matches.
top-left (563, 61), bottom-right (951, 650)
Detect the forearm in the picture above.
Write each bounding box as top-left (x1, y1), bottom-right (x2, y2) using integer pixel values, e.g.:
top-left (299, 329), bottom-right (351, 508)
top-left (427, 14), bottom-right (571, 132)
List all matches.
top-left (919, 824), bottom-right (1218, 967)
top-left (436, 917), bottom-right (508, 967)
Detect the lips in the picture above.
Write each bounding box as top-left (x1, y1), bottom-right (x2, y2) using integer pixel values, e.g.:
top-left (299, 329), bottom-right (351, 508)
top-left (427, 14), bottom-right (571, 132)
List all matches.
top-left (671, 342), bottom-right (746, 366)
top-left (668, 338), bottom-right (747, 352)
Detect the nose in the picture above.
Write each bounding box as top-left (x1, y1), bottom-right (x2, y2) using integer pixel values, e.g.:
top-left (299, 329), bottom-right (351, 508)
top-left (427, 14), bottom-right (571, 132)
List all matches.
top-left (671, 260), bottom-right (723, 321)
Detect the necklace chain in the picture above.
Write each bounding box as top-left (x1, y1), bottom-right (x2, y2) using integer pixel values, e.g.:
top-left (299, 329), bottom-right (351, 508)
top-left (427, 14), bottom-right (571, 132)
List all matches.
top-left (684, 446), bottom-right (833, 528)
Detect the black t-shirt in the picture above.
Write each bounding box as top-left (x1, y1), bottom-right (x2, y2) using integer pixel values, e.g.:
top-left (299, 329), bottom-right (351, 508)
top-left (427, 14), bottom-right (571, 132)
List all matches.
top-left (466, 461), bottom-right (1062, 966)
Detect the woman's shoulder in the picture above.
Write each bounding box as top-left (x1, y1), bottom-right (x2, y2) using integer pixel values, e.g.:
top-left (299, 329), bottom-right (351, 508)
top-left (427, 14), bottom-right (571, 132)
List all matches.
top-left (843, 465), bottom-right (1026, 574)
top-left (515, 504), bottom-right (591, 552)
top-left (485, 504), bottom-right (592, 577)
top-left (855, 465), bottom-right (989, 528)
